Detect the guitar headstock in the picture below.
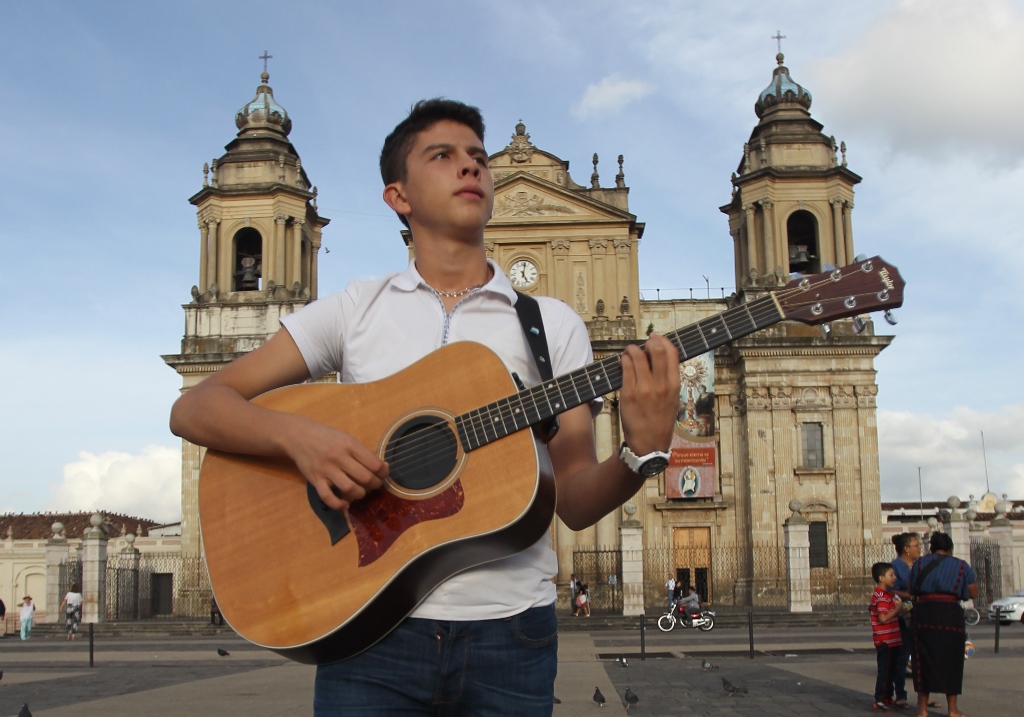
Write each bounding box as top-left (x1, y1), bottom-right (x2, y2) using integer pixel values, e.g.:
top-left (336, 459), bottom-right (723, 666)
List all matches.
top-left (776, 256), bottom-right (905, 325)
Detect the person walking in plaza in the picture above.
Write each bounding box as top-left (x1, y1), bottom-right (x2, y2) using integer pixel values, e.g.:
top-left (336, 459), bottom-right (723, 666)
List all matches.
top-left (169, 98), bottom-right (680, 715)
top-left (869, 562), bottom-right (904, 710)
top-left (0, 597), bottom-right (6, 638)
top-left (569, 573), bottom-right (579, 616)
top-left (665, 575), bottom-right (676, 607)
top-left (890, 532), bottom-right (921, 709)
top-left (909, 532), bottom-right (977, 717)
top-left (60, 582), bottom-right (83, 640)
top-left (18, 596), bottom-right (34, 641)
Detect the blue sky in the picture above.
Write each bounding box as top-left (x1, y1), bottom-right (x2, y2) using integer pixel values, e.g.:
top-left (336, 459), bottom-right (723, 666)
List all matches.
top-left (2, 0), bottom-right (1022, 522)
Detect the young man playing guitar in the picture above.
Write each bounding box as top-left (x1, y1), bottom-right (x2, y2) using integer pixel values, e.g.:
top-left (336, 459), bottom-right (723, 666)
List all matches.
top-left (170, 99), bottom-right (680, 715)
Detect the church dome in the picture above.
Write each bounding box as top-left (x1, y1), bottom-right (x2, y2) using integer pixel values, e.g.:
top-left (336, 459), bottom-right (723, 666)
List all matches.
top-left (754, 53), bottom-right (812, 118)
top-left (235, 72), bottom-right (292, 136)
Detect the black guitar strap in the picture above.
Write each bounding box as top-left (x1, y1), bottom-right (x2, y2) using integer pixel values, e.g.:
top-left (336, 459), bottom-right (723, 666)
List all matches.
top-left (512, 290), bottom-right (559, 440)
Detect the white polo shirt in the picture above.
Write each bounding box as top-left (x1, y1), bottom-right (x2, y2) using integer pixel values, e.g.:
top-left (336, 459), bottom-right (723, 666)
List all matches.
top-left (280, 259), bottom-right (599, 620)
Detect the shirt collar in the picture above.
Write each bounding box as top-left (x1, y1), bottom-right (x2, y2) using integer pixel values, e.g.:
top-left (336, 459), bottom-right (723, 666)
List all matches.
top-left (391, 258), bottom-right (519, 305)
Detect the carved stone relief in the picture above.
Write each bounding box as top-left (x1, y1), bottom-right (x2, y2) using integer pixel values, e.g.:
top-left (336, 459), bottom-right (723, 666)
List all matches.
top-left (770, 386), bottom-right (793, 410)
top-left (744, 386), bottom-right (770, 410)
top-left (551, 239), bottom-right (571, 256)
top-left (495, 191), bottom-right (576, 217)
top-left (830, 384), bottom-right (856, 409)
top-left (574, 270), bottom-right (587, 314)
top-left (855, 384), bottom-right (878, 408)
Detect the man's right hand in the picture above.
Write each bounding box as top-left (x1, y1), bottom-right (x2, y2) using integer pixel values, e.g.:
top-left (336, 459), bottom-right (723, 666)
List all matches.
top-left (285, 416), bottom-right (389, 511)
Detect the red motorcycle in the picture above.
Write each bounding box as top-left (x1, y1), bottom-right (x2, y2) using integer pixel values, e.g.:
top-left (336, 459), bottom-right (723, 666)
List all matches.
top-left (657, 601), bottom-right (715, 632)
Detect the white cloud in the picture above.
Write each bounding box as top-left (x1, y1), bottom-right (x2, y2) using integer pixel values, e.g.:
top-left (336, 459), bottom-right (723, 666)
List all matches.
top-left (878, 403), bottom-right (1024, 502)
top-left (572, 74), bottom-right (655, 119)
top-left (808, 0), bottom-right (1024, 164)
top-left (50, 446), bottom-right (181, 524)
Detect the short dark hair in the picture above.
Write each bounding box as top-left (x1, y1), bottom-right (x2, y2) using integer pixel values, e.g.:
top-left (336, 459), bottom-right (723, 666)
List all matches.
top-left (872, 562), bottom-right (893, 582)
top-left (379, 99), bottom-right (486, 230)
top-left (929, 531), bottom-right (954, 553)
top-left (380, 98), bottom-right (486, 186)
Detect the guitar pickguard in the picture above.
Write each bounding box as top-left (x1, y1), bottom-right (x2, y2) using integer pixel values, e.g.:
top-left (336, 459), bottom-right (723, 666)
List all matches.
top-left (348, 480), bottom-right (465, 566)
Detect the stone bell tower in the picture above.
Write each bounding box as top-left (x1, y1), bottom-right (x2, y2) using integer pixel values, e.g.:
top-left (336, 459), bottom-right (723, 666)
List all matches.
top-left (721, 52), bottom-right (861, 289)
top-left (163, 69), bottom-right (329, 557)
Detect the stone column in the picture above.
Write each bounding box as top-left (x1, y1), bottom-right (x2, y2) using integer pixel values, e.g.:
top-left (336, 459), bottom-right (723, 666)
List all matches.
top-left (594, 406), bottom-right (619, 547)
top-left (311, 241), bottom-right (321, 300)
top-left (941, 496), bottom-right (970, 559)
top-left (830, 198), bottom-right (844, 267)
top-left (743, 205), bottom-right (757, 278)
top-left (759, 199), bottom-right (775, 277)
top-left (273, 214), bottom-right (288, 288)
top-left (988, 501), bottom-right (1016, 599)
top-left (784, 501), bottom-right (812, 613)
top-left (291, 218), bottom-right (305, 290)
top-left (206, 218), bottom-right (219, 292)
top-left (843, 201), bottom-right (855, 267)
top-left (81, 513), bottom-right (108, 624)
top-left (44, 521), bottom-right (68, 624)
top-left (198, 221), bottom-right (209, 291)
top-left (620, 506), bottom-right (645, 615)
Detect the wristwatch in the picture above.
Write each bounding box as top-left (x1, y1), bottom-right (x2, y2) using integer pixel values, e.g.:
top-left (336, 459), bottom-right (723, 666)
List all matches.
top-left (618, 442), bottom-right (671, 477)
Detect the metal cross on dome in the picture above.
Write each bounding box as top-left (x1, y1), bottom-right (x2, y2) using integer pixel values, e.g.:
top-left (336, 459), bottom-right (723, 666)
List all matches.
top-left (772, 30), bottom-right (786, 54)
top-left (259, 50), bottom-right (273, 73)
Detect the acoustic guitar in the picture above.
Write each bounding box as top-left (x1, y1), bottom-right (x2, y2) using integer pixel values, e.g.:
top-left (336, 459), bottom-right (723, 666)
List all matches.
top-left (199, 256), bottom-right (904, 664)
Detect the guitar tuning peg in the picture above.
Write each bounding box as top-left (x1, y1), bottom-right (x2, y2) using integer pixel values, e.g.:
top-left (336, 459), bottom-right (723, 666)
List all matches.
top-left (854, 254), bottom-right (868, 263)
top-left (852, 316), bottom-right (867, 334)
top-left (820, 322), bottom-right (832, 339)
top-left (883, 309), bottom-right (898, 326)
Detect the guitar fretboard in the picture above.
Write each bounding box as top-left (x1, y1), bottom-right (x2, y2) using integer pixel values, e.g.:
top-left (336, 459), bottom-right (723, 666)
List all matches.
top-left (455, 294), bottom-right (782, 451)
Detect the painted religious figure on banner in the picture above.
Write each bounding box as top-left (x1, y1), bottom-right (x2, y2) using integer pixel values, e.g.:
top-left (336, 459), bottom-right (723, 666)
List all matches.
top-left (666, 352), bottom-right (716, 499)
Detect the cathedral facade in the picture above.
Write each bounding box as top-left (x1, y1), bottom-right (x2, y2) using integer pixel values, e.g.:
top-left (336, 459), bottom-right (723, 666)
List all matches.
top-left (166, 54), bottom-right (892, 610)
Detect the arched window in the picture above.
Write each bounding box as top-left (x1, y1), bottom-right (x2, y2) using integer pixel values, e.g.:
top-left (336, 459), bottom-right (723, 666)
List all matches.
top-left (786, 210), bottom-right (819, 274)
top-left (233, 228), bottom-right (263, 291)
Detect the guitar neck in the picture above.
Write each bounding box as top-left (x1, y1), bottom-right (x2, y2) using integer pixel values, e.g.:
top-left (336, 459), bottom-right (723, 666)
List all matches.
top-left (456, 294), bottom-right (783, 451)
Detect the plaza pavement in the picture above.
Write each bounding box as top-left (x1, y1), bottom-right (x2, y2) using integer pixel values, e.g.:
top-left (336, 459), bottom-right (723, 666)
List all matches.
top-left (0, 622), bottom-right (1020, 716)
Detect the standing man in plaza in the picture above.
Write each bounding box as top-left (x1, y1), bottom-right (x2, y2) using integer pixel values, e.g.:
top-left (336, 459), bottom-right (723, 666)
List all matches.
top-left (170, 98), bottom-right (680, 715)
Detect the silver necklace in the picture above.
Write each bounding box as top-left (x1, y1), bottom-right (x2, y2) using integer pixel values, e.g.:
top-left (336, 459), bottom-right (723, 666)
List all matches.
top-left (431, 284), bottom-right (482, 298)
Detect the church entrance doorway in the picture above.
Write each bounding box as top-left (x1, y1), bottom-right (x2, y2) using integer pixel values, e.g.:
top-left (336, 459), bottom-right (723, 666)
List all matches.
top-left (673, 527), bottom-right (712, 602)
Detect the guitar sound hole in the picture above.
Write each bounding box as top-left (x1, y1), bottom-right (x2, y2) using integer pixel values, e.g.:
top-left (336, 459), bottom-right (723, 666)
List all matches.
top-left (386, 416), bottom-right (458, 491)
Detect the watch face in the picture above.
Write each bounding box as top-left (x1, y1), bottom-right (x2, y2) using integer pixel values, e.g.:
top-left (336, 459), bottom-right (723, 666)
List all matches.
top-left (509, 259), bottom-right (538, 288)
top-left (640, 457), bottom-right (670, 477)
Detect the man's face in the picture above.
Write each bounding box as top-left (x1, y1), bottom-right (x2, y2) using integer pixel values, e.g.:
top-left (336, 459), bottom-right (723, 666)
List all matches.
top-left (387, 119), bottom-right (494, 237)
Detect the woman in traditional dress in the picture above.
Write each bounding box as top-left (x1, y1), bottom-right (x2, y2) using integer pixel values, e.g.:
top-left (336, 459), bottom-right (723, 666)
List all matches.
top-left (60, 582), bottom-right (83, 640)
top-left (890, 532), bottom-right (921, 709)
top-left (909, 532), bottom-right (977, 717)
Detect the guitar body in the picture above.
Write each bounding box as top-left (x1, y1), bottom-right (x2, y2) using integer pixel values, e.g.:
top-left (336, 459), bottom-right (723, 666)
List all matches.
top-left (199, 341), bottom-right (553, 664)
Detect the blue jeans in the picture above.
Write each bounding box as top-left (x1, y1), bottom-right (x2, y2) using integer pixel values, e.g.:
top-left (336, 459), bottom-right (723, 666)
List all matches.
top-left (20, 617), bottom-right (32, 640)
top-left (892, 619), bottom-right (912, 701)
top-left (314, 604), bottom-right (558, 716)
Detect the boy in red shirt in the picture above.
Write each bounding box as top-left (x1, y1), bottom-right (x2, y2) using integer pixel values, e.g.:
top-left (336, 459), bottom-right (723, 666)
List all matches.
top-left (870, 562), bottom-right (905, 710)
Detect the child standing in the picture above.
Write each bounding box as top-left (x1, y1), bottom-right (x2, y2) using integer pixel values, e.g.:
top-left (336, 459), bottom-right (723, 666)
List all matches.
top-left (870, 563), bottom-right (904, 710)
top-left (18, 596), bottom-right (34, 641)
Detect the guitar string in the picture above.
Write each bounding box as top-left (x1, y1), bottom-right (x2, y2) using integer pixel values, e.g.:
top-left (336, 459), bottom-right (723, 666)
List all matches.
top-left (382, 282), bottom-right (884, 474)
top-left (381, 279), bottom-right (889, 473)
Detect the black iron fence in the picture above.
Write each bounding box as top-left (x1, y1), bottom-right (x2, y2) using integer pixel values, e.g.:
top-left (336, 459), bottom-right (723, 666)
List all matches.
top-left (572, 547), bottom-right (622, 613)
top-left (969, 538), bottom-right (1002, 611)
top-left (102, 553), bottom-right (212, 620)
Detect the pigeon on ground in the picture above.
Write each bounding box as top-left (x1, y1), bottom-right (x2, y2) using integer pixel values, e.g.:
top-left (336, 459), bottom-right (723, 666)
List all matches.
top-left (624, 687), bottom-right (639, 708)
top-left (701, 659), bottom-right (718, 671)
top-left (216, 648), bottom-right (230, 656)
top-left (721, 677), bottom-right (747, 696)
top-left (593, 686), bottom-right (606, 706)
top-left (617, 655), bottom-right (629, 668)
top-left (18, 704), bottom-right (31, 717)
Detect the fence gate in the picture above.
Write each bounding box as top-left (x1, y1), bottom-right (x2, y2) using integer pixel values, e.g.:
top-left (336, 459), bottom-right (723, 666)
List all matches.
top-left (572, 548), bottom-right (622, 614)
top-left (969, 538), bottom-right (1002, 612)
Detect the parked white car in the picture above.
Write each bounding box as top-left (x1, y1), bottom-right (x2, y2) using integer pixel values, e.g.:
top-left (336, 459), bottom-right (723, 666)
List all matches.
top-left (987, 589), bottom-right (1024, 624)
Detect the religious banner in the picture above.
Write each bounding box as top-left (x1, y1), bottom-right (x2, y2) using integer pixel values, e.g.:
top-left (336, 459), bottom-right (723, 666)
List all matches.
top-left (665, 351), bottom-right (716, 499)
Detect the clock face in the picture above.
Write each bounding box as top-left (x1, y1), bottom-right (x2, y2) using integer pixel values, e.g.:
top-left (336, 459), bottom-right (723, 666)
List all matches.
top-left (509, 259), bottom-right (539, 288)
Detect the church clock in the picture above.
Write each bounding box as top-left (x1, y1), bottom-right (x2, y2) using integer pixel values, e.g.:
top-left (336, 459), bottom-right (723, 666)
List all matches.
top-left (509, 258), bottom-right (539, 289)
